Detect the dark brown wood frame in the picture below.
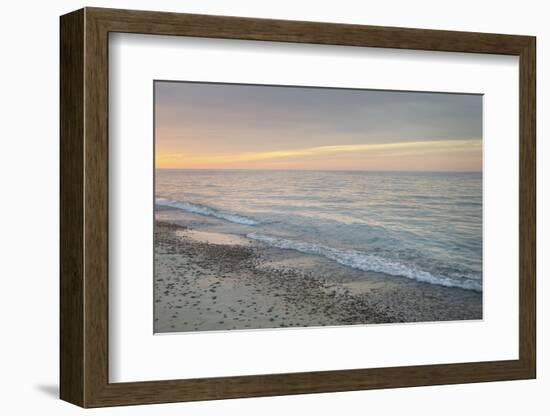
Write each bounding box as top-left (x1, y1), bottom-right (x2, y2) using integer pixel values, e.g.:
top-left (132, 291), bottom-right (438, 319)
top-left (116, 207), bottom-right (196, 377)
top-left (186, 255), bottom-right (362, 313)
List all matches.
top-left (60, 7), bottom-right (536, 408)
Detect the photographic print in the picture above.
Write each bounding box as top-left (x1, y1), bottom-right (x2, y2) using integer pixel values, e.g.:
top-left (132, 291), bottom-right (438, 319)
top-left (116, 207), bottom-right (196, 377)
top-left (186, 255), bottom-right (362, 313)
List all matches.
top-left (154, 81), bottom-right (483, 333)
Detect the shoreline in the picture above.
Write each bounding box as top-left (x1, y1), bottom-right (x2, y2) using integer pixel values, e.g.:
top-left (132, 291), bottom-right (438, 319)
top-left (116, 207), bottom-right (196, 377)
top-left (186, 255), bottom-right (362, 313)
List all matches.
top-left (154, 214), bottom-right (482, 333)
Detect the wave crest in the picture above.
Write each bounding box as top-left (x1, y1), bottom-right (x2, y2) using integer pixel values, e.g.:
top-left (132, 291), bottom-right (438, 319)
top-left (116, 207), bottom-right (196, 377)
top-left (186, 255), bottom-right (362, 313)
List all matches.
top-left (246, 233), bottom-right (481, 292)
top-left (156, 198), bottom-right (258, 225)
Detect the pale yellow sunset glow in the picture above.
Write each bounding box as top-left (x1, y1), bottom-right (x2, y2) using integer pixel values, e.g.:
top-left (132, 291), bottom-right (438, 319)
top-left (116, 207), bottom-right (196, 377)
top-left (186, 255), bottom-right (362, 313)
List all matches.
top-left (156, 139), bottom-right (482, 171)
top-left (154, 81), bottom-right (482, 172)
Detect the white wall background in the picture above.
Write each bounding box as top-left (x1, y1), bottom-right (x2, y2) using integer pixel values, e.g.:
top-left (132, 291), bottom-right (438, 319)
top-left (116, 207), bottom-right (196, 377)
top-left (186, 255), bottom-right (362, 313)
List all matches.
top-left (0, 0), bottom-right (546, 414)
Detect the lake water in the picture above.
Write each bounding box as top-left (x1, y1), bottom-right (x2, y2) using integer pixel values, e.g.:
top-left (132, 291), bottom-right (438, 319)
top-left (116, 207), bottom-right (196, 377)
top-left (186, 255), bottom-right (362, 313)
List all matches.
top-left (156, 169), bottom-right (482, 291)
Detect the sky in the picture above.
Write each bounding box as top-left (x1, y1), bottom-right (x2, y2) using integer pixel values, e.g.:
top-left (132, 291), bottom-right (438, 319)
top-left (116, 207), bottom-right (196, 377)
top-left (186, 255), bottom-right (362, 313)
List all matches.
top-left (155, 81), bottom-right (482, 171)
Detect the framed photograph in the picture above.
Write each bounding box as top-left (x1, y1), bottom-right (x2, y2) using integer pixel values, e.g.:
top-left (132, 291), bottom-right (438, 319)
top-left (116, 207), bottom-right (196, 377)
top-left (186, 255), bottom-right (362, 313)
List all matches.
top-left (60, 7), bottom-right (536, 407)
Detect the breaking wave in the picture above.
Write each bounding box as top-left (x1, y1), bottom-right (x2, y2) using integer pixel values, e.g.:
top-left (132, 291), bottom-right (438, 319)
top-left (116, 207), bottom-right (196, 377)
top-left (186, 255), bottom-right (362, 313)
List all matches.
top-left (246, 233), bottom-right (482, 292)
top-left (156, 198), bottom-right (258, 226)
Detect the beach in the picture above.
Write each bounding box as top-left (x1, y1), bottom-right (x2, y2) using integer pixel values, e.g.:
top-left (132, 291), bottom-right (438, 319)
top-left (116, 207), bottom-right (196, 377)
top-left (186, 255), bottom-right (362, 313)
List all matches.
top-left (154, 212), bottom-right (482, 333)
top-left (152, 84), bottom-right (484, 333)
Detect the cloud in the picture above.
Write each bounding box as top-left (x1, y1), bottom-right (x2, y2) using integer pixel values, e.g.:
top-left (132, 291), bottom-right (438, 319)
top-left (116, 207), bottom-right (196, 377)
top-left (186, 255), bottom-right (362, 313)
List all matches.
top-left (157, 139), bottom-right (481, 168)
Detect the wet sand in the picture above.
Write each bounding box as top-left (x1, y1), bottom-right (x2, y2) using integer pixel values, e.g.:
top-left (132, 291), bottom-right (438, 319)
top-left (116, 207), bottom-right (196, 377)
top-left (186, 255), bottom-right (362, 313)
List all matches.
top-left (154, 220), bottom-right (482, 333)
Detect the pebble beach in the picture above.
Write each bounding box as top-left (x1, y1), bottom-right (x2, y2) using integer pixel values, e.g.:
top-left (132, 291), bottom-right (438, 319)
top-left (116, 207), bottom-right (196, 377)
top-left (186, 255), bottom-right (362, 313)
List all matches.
top-left (154, 218), bottom-right (482, 333)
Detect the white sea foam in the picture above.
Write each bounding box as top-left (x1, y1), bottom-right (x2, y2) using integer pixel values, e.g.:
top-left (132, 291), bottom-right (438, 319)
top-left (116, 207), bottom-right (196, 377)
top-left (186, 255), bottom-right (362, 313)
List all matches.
top-left (247, 233), bottom-right (482, 292)
top-left (156, 198), bottom-right (258, 225)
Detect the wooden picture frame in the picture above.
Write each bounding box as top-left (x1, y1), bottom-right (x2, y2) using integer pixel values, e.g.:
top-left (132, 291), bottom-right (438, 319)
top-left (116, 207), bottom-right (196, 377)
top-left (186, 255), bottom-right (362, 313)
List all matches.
top-left (60, 7), bottom-right (536, 408)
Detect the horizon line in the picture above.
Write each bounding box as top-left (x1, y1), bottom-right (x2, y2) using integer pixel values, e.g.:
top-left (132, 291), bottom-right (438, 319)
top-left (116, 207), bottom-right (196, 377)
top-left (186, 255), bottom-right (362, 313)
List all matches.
top-left (155, 168), bottom-right (482, 173)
